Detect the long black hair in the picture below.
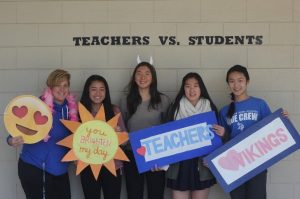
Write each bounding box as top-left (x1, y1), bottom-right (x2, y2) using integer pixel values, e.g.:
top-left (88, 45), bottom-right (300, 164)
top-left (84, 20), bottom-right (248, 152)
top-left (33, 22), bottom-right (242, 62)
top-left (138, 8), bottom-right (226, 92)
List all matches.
top-left (80, 75), bottom-right (115, 121)
top-left (167, 72), bottom-right (218, 121)
top-left (226, 65), bottom-right (250, 119)
top-left (126, 62), bottom-right (162, 117)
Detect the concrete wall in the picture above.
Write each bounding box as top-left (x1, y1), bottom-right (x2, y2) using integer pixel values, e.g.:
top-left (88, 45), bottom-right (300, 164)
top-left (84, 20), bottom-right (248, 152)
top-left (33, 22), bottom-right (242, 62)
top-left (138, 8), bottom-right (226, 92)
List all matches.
top-left (0, 0), bottom-right (300, 198)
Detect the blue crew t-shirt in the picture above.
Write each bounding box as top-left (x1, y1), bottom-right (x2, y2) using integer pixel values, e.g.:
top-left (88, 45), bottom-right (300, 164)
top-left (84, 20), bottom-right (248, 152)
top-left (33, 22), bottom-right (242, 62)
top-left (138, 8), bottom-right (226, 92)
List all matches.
top-left (220, 96), bottom-right (271, 139)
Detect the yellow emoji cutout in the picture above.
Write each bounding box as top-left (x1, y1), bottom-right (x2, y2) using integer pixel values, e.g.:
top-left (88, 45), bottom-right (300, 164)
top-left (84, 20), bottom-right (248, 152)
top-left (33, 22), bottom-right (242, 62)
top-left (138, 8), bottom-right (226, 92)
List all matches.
top-left (4, 95), bottom-right (53, 144)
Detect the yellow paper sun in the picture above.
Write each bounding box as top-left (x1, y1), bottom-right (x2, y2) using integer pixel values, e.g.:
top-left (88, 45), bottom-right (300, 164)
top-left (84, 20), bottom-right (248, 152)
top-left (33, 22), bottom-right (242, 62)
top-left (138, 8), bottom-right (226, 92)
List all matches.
top-left (57, 103), bottom-right (129, 180)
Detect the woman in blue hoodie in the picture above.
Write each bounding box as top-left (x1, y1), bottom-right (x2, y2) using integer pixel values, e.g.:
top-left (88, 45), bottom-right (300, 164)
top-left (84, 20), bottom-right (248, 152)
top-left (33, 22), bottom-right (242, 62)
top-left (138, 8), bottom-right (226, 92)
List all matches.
top-left (7, 69), bottom-right (78, 199)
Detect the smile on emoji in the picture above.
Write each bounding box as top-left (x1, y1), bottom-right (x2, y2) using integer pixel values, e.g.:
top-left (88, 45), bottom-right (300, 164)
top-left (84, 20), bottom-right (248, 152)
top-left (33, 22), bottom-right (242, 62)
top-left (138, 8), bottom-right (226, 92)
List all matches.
top-left (16, 124), bottom-right (38, 136)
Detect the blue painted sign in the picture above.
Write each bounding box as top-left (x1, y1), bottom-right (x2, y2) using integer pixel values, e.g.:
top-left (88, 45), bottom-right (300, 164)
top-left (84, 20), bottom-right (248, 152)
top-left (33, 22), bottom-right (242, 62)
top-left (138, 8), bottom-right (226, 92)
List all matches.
top-left (129, 111), bottom-right (222, 173)
top-left (204, 108), bottom-right (300, 192)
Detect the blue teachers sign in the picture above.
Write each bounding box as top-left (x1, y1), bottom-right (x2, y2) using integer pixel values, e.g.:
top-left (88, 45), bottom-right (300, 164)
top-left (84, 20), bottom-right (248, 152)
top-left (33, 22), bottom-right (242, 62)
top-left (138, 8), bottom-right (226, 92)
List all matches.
top-left (129, 111), bottom-right (223, 173)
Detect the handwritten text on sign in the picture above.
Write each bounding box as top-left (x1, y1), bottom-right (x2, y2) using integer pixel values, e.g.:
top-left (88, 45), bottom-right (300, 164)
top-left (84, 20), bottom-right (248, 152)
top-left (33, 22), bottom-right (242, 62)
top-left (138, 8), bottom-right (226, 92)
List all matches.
top-left (204, 109), bottom-right (300, 192)
top-left (129, 111), bottom-right (222, 173)
top-left (73, 120), bottom-right (118, 164)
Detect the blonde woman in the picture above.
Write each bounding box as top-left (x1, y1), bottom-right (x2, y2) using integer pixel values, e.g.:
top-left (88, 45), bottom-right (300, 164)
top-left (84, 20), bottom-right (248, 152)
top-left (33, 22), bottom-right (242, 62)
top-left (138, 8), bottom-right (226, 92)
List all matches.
top-left (8, 69), bottom-right (77, 199)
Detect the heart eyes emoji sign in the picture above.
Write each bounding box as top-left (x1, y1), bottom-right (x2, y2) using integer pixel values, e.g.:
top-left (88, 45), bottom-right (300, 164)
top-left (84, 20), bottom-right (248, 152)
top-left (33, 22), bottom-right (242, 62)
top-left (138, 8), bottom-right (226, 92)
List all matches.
top-left (4, 95), bottom-right (53, 144)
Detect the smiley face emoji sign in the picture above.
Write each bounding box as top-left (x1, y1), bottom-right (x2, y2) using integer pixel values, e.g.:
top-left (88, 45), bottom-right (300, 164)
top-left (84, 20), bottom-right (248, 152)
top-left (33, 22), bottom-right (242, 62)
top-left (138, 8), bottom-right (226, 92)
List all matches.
top-left (4, 95), bottom-right (53, 144)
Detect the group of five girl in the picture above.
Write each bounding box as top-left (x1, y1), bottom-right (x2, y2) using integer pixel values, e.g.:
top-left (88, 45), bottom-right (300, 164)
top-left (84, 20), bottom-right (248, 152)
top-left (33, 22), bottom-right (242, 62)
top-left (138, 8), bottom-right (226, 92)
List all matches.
top-left (8, 62), bottom-right (286, 199)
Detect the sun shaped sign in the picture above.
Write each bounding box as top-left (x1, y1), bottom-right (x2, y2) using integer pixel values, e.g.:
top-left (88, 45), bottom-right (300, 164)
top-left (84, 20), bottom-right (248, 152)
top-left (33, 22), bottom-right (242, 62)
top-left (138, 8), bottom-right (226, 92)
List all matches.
top-left (57, 103), bottom-right (129, 180)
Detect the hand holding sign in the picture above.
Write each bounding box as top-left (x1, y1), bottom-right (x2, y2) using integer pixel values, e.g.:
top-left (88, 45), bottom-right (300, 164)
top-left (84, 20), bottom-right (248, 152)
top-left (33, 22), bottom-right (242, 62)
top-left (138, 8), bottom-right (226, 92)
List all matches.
top-left (7, 136), bottom-right (24, 147)
top-left (212, 124), bottom-right (225, 137)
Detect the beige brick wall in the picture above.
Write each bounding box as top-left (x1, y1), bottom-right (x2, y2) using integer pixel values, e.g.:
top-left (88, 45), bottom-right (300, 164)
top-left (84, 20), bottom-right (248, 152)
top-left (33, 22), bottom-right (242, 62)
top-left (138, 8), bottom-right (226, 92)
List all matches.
top-left (0, 0), bottom-right (299, 199)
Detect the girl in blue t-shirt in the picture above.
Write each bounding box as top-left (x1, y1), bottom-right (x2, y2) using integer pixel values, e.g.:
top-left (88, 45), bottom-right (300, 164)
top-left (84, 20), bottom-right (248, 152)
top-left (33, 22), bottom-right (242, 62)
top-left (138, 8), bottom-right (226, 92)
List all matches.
top-left (219, 65), bottom-right (288, 199)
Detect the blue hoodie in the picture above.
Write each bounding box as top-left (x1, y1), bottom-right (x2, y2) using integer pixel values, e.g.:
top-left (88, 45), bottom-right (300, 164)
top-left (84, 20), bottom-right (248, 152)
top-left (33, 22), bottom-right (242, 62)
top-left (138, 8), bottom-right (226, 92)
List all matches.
top-left (20, 100), bottom-right (71, 176)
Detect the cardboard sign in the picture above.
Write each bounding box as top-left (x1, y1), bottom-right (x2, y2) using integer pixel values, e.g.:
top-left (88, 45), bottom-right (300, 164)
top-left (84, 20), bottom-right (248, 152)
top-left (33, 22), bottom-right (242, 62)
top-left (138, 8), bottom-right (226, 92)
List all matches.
top-left (4, 95), bottom-right (53, 144)
top-left (129, 111), bottom-right (222, 173)
top-left (57, 103), bottom-right (129, 180)
top-left (204, 108), bottom-right (300, 193)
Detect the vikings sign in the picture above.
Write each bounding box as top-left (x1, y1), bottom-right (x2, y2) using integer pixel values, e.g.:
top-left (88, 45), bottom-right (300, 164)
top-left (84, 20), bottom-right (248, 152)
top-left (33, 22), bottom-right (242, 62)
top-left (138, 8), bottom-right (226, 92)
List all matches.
top-left (204, 108), bottom-right (300, 192)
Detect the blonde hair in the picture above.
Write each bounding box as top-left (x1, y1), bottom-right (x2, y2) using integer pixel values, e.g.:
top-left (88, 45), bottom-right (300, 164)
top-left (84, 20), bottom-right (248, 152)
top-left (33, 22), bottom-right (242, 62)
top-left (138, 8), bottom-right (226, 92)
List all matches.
top-left (46, 69), bottom-right (70, 88)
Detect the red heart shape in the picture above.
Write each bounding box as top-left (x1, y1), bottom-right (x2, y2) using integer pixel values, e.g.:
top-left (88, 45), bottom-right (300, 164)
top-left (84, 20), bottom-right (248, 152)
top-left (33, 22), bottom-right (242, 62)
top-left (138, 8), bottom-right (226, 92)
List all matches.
top-left (34, 111), bottom-right (48, 125)
top-left (12, 106), bottom-right (28, 118)
top-left (137, 146), bottom-right (146, 156)
top-left (218, 150), bottom-right (241, 171)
